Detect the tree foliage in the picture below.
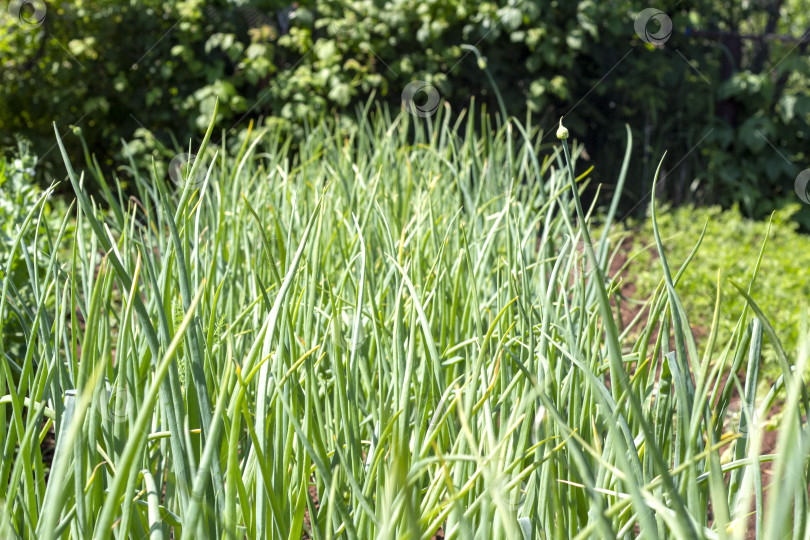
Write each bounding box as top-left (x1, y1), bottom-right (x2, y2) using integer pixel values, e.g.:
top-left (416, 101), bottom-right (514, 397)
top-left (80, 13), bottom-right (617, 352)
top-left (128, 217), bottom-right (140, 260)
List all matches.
top-left (1, 0), bottom-right (808, 222)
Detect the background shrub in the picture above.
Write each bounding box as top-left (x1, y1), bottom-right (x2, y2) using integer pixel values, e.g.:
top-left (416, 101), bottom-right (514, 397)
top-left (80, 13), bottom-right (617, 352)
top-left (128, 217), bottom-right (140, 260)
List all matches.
top-left (1, 0), bottom-right (809, 223)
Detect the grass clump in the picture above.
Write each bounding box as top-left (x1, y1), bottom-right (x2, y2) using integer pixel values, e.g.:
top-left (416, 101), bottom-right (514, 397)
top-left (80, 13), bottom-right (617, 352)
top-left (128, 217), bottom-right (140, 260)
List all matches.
top-left (1, 104), bottom-right (809, 539)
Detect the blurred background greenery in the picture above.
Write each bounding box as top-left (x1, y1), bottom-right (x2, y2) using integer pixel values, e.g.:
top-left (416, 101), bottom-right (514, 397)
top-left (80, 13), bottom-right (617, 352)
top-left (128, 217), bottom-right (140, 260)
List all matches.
top-left (1, 0), bottom-right (809, 225)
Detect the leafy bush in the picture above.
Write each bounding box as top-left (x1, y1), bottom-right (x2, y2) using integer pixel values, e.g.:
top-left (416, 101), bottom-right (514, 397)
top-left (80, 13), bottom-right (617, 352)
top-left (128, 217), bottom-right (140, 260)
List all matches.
top-left (0, 141), bottom-right (41, 233)
top-left (2, 0), bottom-right (810, 222)
top-left (1, 0), bottom-right (293, 175)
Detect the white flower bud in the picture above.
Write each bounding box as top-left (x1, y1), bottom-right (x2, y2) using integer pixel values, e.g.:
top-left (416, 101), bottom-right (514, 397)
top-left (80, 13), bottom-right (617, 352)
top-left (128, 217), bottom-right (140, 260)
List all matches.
top-left (556, 118), bottom-right (569, 140)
